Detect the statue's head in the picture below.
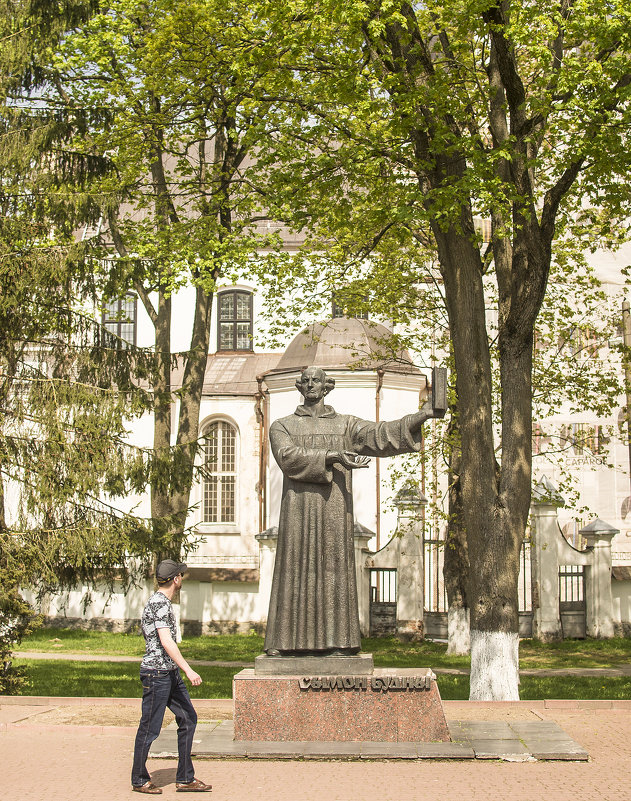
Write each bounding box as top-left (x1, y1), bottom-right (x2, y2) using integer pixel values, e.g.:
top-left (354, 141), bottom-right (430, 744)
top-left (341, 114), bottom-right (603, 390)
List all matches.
top-left (296, 366), bottom-right (335, 401)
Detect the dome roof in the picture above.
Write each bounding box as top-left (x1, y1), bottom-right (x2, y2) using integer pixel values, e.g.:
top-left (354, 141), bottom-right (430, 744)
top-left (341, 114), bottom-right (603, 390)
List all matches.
top-left (271, 317), bottom-right (420, 374)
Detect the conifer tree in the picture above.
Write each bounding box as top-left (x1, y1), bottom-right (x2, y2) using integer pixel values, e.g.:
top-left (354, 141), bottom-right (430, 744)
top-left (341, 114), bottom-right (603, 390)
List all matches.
top-left (0, 0), bottom-right (154, 692)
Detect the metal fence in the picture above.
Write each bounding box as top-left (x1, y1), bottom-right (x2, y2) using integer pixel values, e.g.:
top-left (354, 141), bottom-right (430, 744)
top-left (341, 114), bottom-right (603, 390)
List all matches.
top-left (369, 568), bottom-right (397, 603)
top-left (559, 564), bottom-right (585, 607)
top-left (424, 538), bottom-right (447, 612)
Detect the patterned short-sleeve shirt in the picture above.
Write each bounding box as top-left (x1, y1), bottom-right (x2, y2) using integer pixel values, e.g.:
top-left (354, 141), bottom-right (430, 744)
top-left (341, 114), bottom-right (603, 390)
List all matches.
top-left (140, 591), bottom-right (178, 670)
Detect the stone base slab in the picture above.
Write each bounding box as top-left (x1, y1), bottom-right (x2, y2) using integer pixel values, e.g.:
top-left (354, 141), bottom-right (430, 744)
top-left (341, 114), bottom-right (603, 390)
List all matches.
top-left (254, 653), bottom-right (374, 676)
top-left (233, 667), bottom-right (451, 742)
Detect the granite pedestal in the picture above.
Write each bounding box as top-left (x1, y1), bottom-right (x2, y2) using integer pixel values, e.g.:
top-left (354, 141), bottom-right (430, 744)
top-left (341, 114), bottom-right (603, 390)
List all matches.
top-left (253, 653), bottom-right (374, 675)
top-left (233, 656), bottom-right (451, 742)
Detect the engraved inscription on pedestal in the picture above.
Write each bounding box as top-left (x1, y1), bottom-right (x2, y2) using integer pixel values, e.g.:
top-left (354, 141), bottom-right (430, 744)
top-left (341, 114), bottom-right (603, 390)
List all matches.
top-left (233, 667), bottom-right (451, 742)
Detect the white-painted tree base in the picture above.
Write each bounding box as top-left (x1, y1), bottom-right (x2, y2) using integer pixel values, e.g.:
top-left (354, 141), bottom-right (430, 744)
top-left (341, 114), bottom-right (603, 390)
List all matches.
top-left (447, 606), bottom-right (470, 655)
top-left (469, 630), bottom-right (520, 700)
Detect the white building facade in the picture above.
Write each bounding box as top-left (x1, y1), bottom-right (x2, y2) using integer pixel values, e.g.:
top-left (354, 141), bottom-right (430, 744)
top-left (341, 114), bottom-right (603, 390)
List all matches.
top-left (35, 242), bottom-right (631, 638)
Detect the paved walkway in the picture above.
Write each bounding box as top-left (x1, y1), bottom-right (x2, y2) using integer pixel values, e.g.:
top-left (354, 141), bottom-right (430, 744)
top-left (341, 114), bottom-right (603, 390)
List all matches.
top-left (14, 651), bottom-right (631, 676)
top-left (2, 699), bottom-right (631, 801)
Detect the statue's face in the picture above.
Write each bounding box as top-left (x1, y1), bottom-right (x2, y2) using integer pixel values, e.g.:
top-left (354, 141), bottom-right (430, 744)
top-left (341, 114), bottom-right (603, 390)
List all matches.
top-left (299, 368), bottom-right (327, 401)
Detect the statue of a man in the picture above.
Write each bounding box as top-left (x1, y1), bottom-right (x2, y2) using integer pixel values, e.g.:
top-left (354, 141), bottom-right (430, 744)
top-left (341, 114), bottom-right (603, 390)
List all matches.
top-left (264, 366), bottom-right (442, 656)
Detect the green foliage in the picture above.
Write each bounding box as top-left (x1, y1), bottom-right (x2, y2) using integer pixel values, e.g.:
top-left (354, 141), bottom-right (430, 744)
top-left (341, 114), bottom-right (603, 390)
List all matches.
top-left (0, 0), bottom-right (160, 692)
top-left (250, 1), bottom-right (631, 678)
top-left (28, 0), bottom-right (304, 559)
top-left (0, 591), bottom-right (41, 694)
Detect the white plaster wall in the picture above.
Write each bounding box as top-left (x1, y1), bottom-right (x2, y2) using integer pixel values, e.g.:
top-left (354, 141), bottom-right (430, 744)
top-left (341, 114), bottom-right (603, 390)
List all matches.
top-left (135, 279), bottom-right (285, 356)
top-left (25, 581), bottom-right (150, 623)
top-left (211, 582), bottom-right (258, 622)
top-left (612, 580), bottom-right (631, 626)
top-left (533, 274), bottom-right (631, 561)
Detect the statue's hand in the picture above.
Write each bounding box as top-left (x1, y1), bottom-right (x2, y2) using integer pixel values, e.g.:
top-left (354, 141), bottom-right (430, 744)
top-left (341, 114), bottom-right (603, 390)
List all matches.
top-left (338, 451), bottom-right (371, 469)
top-left (420, 398), bottom-right (434, 419)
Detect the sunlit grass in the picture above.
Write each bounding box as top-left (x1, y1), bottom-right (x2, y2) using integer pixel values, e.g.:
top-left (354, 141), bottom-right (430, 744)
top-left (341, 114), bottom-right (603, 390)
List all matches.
top-left (13, 659), bottom-right (238, 699)
top-left (18, 628), bottom-right (631, 671)
top-left (14, 659), bottom-right (631, 700)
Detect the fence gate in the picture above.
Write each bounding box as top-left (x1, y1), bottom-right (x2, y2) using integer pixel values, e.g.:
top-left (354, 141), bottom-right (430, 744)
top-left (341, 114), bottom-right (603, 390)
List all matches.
top-left (369, 569), bottom-right (397, 636)
top-left (559, 564), bottom-right (586, 638)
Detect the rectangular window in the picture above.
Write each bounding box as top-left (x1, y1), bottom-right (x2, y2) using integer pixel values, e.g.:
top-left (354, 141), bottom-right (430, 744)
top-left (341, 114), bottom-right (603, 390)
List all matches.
top-left (332, 290), bottom-right (369, 320)
top-left (217, 291), bottom-right (253, 351)
top-left (103, 294), bottom-right (137, 347)
top-left (203, 421), bottom-right (237, 524)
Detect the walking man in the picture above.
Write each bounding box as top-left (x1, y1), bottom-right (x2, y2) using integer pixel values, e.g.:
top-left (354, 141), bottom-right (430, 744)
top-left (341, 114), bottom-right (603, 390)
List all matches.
top-left (131, 559), bottom-right (212, 794)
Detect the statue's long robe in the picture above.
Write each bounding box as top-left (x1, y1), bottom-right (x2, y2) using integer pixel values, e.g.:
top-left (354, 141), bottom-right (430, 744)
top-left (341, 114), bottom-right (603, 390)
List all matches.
top-left (265, 404), bottom-right (422, 653)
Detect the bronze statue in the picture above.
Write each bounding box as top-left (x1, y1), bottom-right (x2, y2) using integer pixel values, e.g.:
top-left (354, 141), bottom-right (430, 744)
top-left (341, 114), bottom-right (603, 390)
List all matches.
top-left (264, 366), bottom-right (444, 656)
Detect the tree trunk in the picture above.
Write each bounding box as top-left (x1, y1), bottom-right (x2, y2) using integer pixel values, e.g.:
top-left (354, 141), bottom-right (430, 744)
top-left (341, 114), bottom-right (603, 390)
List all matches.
top-left (444, 413), bottom-right (470, 656)
top-left (169, 286), bottom-right (215, 532)
top-left (151, 289), bottom-right (175, 550)
top-left (433, 216), bottom-right (521, 700)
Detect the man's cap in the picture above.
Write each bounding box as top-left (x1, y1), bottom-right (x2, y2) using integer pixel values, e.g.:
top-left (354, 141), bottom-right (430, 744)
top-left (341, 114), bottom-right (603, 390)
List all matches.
top-left (156, 559), bottom-right (187, 583)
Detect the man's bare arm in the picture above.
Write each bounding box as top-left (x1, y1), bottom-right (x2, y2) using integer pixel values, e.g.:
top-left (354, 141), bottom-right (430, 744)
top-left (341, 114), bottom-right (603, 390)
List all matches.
top-left (157, 627), bottom-right (202, 686)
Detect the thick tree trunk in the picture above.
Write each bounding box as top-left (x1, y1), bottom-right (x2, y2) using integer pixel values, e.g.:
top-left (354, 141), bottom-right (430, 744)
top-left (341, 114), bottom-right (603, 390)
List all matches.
top-left (150, 287), bottom-right (213, 626)
top-left (433, 218), bottom-right (522, 700)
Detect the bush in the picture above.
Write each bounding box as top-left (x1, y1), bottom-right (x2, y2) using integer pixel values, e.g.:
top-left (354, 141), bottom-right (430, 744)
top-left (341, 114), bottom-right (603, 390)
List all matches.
top-left (0, 587), bottom-right (42, 694)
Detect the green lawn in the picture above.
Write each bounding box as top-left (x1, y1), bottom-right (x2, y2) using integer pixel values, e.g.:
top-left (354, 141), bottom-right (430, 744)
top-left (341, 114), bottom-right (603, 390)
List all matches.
top-left (18, 628), bottom-right (264, 661)
top-left (13, 629), bottom-right (631, 700)
top-left (13, 659), bottom-right (239, 699)
top-left (13, 658), bottom-right (631, 700)
top-left (20, 629), bottom-right (631, 670)
top-left (366, 635), bottom-right (631, 669)
top-left (435, 675), bottom-right (631, 700)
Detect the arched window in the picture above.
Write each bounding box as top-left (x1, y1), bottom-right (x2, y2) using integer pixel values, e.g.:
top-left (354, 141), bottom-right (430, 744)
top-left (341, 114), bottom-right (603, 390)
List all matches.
top-left (217, 290), bottom-right (253, 351)
top-left (202, 421), bottom-right (237, 523)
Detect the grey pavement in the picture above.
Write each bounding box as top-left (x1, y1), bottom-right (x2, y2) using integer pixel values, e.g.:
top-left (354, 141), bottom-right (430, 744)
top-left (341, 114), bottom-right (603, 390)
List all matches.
top-left (149, 715), bottom-right (588, 762)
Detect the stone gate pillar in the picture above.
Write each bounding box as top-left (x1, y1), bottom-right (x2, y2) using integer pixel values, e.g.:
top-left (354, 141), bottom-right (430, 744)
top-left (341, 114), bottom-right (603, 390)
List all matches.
top-left (392, 484), bottom-right (426, 640)
top-left (255, 526), bottom-right (278, 624)
top-left (580, 519), bottom-right (618, 639)
top-left (530, 477), bottom-right (564, 641)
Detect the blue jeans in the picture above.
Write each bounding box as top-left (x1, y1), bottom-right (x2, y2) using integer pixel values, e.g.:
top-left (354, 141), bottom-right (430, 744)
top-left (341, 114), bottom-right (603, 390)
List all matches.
top-left (131, 668), bottom-right (198, 787)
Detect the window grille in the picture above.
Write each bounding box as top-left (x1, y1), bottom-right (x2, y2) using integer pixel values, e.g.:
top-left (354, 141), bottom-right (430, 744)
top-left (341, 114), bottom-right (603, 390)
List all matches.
top-left (218, 291), bottom-right (253, 351)
top-left (331, 290), bottom-right (369, 319)
top-left (370, 569), bottom-right (397, 603)
top-left (102, 294), bottom-right (137, 346)
top-left (202, 421), bottom-right (237, 523)
top-left (560, 423), bottom-right (608, 456)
